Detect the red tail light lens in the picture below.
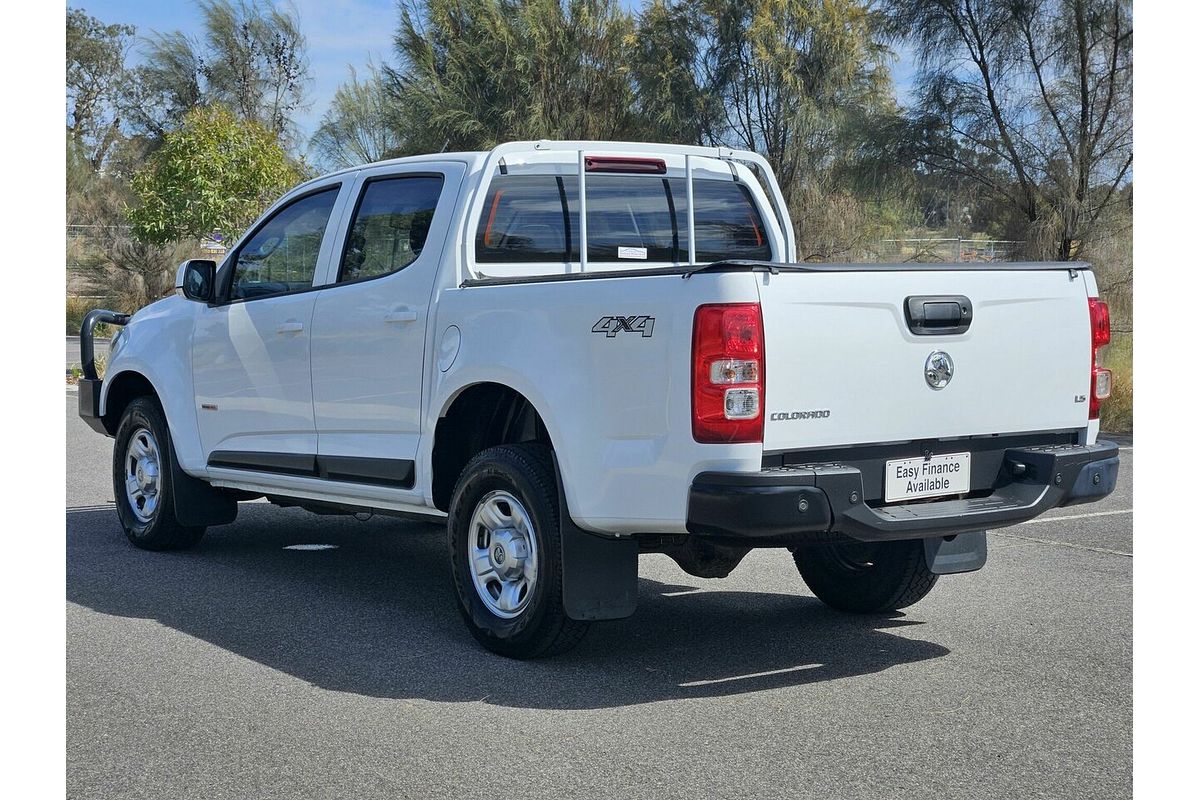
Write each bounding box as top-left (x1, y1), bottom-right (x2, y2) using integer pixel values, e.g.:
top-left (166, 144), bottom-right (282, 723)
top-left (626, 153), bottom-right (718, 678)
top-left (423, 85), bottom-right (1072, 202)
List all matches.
top-left (692, 303), bottom-right (765, 443)
top-left (1090, 298), bottom-right (1111, 349)
top-left (1089, 298), bottom-right (1112, 420)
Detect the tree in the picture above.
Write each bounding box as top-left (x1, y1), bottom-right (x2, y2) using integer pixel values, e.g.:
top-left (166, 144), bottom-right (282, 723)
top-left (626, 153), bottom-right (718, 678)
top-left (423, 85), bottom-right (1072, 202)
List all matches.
top-left (697, 0), bottom-right (904, 258)
top-left (128, 104), bottom-right (300, 244)
top-left (309, 64), bottom-right (400, 170)
top-left (628, 1), bottom-right (711, 145)
top-left (67, 8), bottom-right (136, 171)
top-left (124, 0), bottom-right (311, 148)
top-left (79, 229), bottom-right (195, 312)
top-left (886, 0), bottom-right (1132, 260)
top-left (384, 0), bottom-right (641, 153)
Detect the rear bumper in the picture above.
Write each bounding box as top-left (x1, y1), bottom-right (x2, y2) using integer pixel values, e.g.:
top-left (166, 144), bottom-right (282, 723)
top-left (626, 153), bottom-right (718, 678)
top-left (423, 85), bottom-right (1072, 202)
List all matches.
top-left (687, 441), bottom-right (1119, 543)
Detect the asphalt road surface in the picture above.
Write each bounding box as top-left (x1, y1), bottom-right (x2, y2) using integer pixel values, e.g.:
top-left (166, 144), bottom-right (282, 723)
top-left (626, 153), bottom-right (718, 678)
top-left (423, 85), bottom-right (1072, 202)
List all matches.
top-left (66, 389), bottom-right (1132, 799)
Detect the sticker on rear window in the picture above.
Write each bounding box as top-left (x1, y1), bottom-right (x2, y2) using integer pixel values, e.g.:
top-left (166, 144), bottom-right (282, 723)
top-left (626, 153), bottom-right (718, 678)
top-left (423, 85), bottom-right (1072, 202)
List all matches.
top-left (618, 246), bottom-right (648, 260)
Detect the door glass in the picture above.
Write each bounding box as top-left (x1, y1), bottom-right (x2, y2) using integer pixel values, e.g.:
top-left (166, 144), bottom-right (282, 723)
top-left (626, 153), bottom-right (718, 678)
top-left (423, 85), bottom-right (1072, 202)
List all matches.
top-left (230, 187), bottom-right (339, 301)
top-left (339, 176), bottom-right (445, 283)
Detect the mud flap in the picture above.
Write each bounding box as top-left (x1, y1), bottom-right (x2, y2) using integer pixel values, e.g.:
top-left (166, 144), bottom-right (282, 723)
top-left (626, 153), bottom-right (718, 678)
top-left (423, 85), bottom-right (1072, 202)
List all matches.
top-left (924, 531), bottom-right (987, 575)
top-left (553, 456), bottom-right (638, 621)
top-left (170, 441), bottom-right (238, 528)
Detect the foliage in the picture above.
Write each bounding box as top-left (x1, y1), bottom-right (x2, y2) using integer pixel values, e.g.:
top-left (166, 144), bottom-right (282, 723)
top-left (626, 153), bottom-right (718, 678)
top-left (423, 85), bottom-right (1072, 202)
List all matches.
top-left (67, 135), bottom-right (133, 229)
top-left (67, 7), bottom-right (136, 171)
top-left (1100, 333), bottom-right (1131, 433)
top-left (128, 104), bottom-right (299, 244)
top-left (885, 0), bottom-right (1133, 260)
top-left (700, 0), bottom-right (893, 199)
top-left (79, 229), bottom-right (196, 311)
top-left (66, 352), bottom-right (106, 383)
top-left (691, 0), bottom-right (913, 258)
top-left (67, 296), bottom-right (111, 337)
top-left (123, 0), bottom-right (310, 148)
top-left (628, 1), bottom-right (710, 145)
top-left (384, 0), bottom-right (642, 152)
top-left (309, 63), bottom-right (401, 170)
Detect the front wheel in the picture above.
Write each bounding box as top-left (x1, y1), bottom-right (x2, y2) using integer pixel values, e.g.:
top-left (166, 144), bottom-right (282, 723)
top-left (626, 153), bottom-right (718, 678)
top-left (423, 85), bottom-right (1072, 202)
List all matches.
top-left (447, 444), bottom-right (588, 658)
top-left (792, 538), bottom-right (938, 613)
top-left (112, 396), bottom-right (206, 551)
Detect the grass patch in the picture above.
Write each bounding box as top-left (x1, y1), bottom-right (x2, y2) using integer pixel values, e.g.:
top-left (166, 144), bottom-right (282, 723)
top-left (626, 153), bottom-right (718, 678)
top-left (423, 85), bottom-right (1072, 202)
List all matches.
top-left (66, 353), bottom-right (106, 385)
top-left (1100, 332), bottom-right (1132, 434)
top-left (66, 296), bottom-right (115, 337)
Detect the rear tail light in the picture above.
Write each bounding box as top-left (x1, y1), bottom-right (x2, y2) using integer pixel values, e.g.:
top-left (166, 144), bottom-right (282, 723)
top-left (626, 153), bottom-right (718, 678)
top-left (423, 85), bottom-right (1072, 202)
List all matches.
top-left (692, 303), bottom-right (764, 442)
top-left (1089, 298), bottom-right (1112, 420)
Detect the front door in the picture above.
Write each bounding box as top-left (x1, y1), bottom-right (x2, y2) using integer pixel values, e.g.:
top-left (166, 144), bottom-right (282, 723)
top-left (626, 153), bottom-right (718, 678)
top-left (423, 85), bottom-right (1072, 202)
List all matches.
top-left (192, 183), bottom-right (346, 469)
top-left (309, 163), bottom-right (463, 489)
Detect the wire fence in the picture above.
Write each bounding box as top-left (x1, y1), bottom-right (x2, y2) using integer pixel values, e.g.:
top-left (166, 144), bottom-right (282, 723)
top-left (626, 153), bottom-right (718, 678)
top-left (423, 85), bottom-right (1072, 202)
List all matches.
top-left (872, 238), bottom-right (1026, 263)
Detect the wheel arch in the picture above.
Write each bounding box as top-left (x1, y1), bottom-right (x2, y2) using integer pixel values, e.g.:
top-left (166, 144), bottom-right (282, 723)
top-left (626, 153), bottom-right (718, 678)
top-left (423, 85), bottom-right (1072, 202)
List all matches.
top-left (101, 369), bottom-right (160, 435)
top-left (430, 381), bottom-right (558, 512)
top-left (100, 367), bottom-right (205, 474)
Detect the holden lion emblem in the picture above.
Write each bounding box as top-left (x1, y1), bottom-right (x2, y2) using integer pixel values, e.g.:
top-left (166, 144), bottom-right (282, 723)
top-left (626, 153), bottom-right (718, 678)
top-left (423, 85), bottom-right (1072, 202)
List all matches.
top-left (925, 351), bottom-right (954, 390)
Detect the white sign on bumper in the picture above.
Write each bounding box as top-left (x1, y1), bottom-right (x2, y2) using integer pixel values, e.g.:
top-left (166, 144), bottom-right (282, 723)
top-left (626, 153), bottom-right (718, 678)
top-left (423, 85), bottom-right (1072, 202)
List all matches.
top-left (884, 452), bottom-right (971, 503)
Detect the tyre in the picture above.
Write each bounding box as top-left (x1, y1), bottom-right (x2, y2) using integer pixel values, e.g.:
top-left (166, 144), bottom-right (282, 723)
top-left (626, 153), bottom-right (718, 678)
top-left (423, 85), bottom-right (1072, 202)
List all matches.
top-left (447, 443), bottom-right (589, 658)
top-left (112, 396), bottom-right (206, 551)
top-left (792, 538), bottom-right (938, 613)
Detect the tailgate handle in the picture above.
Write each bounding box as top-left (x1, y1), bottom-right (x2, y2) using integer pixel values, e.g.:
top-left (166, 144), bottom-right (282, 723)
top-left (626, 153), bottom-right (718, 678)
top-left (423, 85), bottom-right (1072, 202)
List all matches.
top-left (905, 296), bottom-right (972, 335)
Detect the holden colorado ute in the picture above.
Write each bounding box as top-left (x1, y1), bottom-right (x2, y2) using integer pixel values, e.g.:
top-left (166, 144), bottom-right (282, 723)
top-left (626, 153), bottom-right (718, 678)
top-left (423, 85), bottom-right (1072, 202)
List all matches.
top-left (78, 140), bottom-right (1120, 658)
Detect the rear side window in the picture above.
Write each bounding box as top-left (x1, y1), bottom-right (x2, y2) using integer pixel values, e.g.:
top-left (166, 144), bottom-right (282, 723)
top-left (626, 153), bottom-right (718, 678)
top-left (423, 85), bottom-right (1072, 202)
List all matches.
top-left (339, 175), bottom-right (444, 283)
top-left (676, 179), bottom-right (771, 262)
top-left (474, 175), bottom-right (772, 263)
top-left (230, 187), bottom-right (339, 301)
top-left (475, 175), bottom-right (573, 263)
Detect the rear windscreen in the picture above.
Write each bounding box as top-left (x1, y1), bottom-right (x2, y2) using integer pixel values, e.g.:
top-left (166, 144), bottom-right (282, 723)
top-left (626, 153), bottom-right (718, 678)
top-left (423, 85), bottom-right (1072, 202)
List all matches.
top-left (475, 175), bottom-right (772, 263)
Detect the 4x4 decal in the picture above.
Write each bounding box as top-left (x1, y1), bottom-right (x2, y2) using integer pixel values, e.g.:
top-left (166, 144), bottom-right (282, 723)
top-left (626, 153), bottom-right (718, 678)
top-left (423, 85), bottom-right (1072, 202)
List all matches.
top-left (592, 315), bottom-right (655, 338)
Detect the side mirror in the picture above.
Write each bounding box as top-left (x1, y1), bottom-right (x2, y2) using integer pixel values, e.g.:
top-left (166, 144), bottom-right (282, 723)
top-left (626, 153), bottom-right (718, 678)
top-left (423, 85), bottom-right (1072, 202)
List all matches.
top-left (176, 259), bottom-right (217, 303)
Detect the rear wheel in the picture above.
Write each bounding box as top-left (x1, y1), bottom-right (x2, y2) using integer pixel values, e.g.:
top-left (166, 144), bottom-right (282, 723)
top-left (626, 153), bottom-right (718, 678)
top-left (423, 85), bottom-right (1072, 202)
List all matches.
top-left (447, 443), bottom-right (588, 658)
top-left (792, 538), bottom-right (937, 613)
top-left (112, 397), bottom-right (206, 551)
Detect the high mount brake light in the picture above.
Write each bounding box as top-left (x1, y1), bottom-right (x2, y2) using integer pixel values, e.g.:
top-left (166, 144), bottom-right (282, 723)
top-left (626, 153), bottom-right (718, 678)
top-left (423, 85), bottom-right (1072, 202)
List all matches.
top-left (583, 156), bottom-right (667, 174)
top-left (692, 303), bottom-right (765, 443)
top-left (1088, 298), bottom-right (1112, 420)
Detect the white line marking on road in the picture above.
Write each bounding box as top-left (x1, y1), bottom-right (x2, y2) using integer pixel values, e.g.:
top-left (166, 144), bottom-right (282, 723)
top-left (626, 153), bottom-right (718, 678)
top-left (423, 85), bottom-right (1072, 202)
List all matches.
top-left (283, 544), bottom-right (339, 551)
top-left (66, 504), bottom-right (116, 514)
top-left (1019, 508), bottom-right (1132, 525)
top-left (661, 589), bottom-right (703, 597)
top-left (993, 531), bottom-right (1132, 557)
top-left (678, 664), bottom-right (822, 687)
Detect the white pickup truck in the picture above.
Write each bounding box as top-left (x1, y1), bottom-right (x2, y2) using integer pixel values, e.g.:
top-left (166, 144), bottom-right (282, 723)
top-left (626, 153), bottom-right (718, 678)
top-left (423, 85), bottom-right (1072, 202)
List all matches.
top-left (79, 140), bottom-right (1119, 658)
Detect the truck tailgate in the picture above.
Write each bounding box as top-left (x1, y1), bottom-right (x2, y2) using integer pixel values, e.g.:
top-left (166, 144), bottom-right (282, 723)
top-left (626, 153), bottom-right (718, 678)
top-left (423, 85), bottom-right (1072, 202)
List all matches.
top-left (758, 268), bottom-right (1093, 452)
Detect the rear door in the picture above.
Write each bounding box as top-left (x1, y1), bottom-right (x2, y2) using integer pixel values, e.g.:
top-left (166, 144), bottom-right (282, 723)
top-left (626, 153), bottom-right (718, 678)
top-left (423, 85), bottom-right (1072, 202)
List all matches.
top-left (308, 162), bottom-right (463, 489)
top-left (758, 267), bottom-right (1094, 452)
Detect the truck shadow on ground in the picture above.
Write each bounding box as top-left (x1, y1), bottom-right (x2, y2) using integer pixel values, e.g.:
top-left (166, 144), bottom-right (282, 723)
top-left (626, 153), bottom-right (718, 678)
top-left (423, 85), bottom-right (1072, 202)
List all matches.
top-left (67, 504), bottom-right (949, 710)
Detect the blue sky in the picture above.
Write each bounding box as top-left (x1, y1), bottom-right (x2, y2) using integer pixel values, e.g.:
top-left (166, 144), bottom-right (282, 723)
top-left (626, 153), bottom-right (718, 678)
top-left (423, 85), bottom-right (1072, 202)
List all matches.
top-left (77, 1), bottom-right (917, 144)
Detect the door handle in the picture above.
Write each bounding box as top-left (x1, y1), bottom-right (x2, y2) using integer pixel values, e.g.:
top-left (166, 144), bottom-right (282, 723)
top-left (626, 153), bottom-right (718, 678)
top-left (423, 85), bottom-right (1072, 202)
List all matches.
top-left (276, 321), bottom-right (304, 334)
top-left (384, 307), bottom-right (419, 324)
top-left (904, 295), bottom-right (972, 335)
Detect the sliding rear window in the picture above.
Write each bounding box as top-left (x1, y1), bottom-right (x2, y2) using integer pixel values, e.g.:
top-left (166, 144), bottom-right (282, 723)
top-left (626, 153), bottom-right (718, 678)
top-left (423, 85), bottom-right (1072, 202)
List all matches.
top-left (474, 175), bottom-right (772, 263)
